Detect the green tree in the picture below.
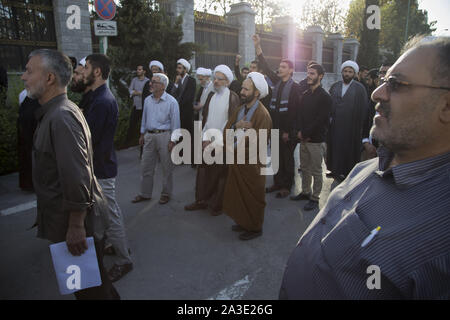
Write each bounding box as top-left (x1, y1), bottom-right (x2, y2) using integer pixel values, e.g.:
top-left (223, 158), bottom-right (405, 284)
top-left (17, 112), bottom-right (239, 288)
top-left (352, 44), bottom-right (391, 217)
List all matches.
top-left (379, 0), bottom-right (436, 62)
top-left (346, 0), bottom-right (436, 64)
top-left (356, 0), bottom-right (380, 68)
top-left (298, 0), bottom-right (346, 33)
top-left (247, 0), bottom-right (283, 26)
top-left (108, 0), bottom-right (199, 97)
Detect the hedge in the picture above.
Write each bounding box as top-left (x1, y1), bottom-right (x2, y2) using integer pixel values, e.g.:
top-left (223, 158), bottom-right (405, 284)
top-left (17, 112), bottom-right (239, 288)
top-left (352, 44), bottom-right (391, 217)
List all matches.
top-left (0, 74), bottom-right (133, 176)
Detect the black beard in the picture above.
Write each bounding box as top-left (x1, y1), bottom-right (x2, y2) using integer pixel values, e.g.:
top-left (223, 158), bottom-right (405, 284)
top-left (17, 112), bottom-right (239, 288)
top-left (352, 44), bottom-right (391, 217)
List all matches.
top-left (83, 71), bottom-right (95, 87)
top-left (308, 77), bottom-right (319, 86)
top-left (343, 76), bottom-right (353, 84)
top-left (70, 79), bottom-right (87, 93)
top-left (240, 93), bottom-right (256, 104)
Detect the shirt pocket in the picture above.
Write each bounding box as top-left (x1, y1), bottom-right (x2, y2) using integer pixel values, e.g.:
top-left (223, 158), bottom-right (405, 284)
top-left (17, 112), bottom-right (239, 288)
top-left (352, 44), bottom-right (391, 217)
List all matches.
top-left (156, 105), bottom-right (170, 124)
top-left (320, 209), bottom-right (371, 269)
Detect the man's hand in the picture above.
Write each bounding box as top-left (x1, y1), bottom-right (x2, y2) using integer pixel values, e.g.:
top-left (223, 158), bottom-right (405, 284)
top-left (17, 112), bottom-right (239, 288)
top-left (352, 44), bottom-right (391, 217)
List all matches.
top-left (168, 141), bottom-right (176, 153)
top-left (194, 103), bottom-right (203, 111)
top-left (252, 34), bottom-right (261, 47)
top-left (364, 142), bottom-right (377, 158)
top-left (139, 134), bottom-right (145, 146)
top-left (282, 132), bottom-right (290, 143)
top-left (66, 225), bottom-right (87, 256)
top-left (235, 55), bottom-right (241, 66)
top-left (175, 75), bottom-right (182, 84)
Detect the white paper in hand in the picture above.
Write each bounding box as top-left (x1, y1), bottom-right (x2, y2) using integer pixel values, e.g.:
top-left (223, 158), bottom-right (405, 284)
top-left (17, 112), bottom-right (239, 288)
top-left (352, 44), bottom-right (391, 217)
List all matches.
top-left (49, 237), bottom-right (102, 295)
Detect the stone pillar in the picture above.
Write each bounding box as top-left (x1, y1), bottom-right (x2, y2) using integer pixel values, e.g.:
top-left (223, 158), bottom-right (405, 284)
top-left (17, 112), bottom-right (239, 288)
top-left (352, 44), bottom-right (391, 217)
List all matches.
top-left (344, 38), bottom-right (360, 61)
top-left (52, 0), bottom-right (92, 61)
top-left (272, 16), bottom-right (296, 63)
top-left (328, 33), bottom-right (344, 74)
top-left (227, 2), bottom-right (256, 67)
top-left (305, 26), bottom-right (325, 65)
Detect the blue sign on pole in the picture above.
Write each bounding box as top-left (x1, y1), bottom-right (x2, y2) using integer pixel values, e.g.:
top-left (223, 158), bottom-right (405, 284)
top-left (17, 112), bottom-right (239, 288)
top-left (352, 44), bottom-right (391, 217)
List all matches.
top-left (94, 0), bottom-right (116, 21)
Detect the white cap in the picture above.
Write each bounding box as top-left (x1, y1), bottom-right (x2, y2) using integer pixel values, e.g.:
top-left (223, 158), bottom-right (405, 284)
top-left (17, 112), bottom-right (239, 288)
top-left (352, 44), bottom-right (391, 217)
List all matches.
top-left (79, 57), bottom-right (87, 67)
top-left (214, 64), bottom-right (234, 84)
top-left (341, 60), bottom-right (359, 74)
top-left (149, 60), bottom-right (164, 72)
top-left (177, 58), bottom-right (191, 72)
top-left (196, 67), bottom-right (212, 77)
top-left (247, 72), bottom-right (269, 99)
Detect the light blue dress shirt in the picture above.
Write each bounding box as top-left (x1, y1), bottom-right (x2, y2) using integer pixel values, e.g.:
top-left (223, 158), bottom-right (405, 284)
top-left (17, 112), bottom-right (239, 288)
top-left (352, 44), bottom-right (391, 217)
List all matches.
top-left (140, 92), bottom-right (181, 135)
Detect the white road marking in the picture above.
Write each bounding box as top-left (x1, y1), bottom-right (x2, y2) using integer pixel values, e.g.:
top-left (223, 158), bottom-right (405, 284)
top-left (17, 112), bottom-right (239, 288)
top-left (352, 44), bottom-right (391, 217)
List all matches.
top-left (208, 269), bottom-right (261, 300)
top-left (0, 200), bottom-right (37, 216)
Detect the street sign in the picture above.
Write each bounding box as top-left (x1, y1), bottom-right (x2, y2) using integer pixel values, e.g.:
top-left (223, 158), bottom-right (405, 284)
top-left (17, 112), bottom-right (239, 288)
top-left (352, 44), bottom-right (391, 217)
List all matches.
top-left (94, 20), bottom-right (117, 36)
top-left (94, 0), bottom-right (116, 21)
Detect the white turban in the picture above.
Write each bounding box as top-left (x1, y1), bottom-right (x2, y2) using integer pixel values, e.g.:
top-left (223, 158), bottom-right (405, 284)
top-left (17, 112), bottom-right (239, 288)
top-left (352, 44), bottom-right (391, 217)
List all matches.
top-left (196, 67), bottom-right (212, 77)
top-left (149, 60), bottom-right (164, 72)
top-left (177, 58), bottom-right (191, 72)
top-left (79, 57), bottom-right (86, 67)
top-left (214, 64), bottom-right (234, 84)
top-left (341, 60), bottom-right (359, 74)
top-left (247, 72), bottom-right (269, 99)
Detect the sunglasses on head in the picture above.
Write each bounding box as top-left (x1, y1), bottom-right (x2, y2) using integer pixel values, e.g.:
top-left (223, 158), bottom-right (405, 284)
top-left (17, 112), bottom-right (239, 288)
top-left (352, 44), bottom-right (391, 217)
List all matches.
top-left (380, 76), bottom-right (450, 92)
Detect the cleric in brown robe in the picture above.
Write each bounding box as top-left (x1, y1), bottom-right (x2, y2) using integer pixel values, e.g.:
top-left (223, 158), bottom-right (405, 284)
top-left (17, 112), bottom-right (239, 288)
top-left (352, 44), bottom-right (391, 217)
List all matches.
top-left (184, 65), bottom-right (240, 215)
top-left (222, 72), bottom-right (272, 241)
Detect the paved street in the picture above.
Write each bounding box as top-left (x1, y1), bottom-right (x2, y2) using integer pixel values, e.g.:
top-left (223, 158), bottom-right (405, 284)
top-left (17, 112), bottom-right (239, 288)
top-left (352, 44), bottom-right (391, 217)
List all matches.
top-left (0, 145), bottom-right (336, 300)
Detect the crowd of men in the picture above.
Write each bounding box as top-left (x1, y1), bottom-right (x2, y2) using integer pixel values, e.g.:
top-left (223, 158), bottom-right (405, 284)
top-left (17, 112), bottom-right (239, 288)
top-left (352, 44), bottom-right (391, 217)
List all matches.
top-left (14, 33), bottom-right (450, 299)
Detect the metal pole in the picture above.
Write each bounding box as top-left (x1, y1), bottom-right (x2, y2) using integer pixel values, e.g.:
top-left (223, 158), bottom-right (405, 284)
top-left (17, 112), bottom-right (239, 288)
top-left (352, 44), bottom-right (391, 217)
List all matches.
top-left (404, 0), bottom-right (411, 42)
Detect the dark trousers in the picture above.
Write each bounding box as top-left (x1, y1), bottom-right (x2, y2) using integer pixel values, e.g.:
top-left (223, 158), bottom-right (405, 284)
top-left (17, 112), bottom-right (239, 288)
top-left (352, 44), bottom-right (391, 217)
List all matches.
top-left (18, 131), bottom-right (34, 190)
top-left (273, 138), bottom-right (295, 190)
top-left (74, 237), bottom-right (120, 300)
top-left (125, 107), bottom-right (143, 148)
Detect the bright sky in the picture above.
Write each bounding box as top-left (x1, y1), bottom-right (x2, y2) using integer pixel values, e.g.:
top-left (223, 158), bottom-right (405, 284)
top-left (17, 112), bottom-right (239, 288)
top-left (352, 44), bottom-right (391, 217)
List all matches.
top-left (282, 0), bottom-right (449, 35)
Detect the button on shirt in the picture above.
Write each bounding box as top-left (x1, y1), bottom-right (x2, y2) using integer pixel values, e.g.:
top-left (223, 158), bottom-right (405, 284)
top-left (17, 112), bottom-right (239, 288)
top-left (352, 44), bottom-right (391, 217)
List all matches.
top-left (280, 147), bottom-right (450, 299)
top-left (141, 91), bottom-right (181, 140)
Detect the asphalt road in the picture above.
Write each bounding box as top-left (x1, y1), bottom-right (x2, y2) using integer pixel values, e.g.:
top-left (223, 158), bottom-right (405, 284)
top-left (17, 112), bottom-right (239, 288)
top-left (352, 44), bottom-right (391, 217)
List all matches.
top-left (0, 145), bottom-right (336, 300)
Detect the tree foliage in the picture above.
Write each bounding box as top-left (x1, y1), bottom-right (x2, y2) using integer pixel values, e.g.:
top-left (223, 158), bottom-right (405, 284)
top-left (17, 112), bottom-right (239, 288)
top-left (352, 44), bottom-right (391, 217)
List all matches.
top-left (298, 0), bottom-right (346, 33)
top-left (195, 0), bottom-right (282, 25)
top-left (108, 0), bottom-right (200, 101)
top-left (356, 0), bottom-right (380, 68)
top-left (346, 0), bottom-right (436, 65)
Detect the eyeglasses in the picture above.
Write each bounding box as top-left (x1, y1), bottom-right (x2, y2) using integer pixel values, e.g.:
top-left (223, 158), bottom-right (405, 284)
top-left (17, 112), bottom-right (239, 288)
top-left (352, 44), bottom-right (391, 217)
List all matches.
top-left (380, 76), bottom-right (450, 92)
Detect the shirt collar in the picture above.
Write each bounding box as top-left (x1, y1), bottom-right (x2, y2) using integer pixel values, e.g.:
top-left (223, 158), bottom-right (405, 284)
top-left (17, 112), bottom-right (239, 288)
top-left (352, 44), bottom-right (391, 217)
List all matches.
top-left (91, 83), bottom-right (107, 96)
top-left (376, 145), bottom-right (450, 188)
top-left (151, 91), bottom-right (168, 101)
top-left (35, 93), bottom-right (67, 121)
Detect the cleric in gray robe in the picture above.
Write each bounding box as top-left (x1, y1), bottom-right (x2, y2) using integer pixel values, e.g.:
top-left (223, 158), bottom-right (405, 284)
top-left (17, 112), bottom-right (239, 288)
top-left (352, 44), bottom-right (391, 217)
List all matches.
top-left (327, 61), bottom-right (369, 179)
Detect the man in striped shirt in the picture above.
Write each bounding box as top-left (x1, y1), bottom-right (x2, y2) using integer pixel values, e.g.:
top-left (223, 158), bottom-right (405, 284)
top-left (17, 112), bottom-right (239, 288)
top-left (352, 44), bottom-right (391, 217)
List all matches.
top-left (279, 36), bottom-right (450, 299)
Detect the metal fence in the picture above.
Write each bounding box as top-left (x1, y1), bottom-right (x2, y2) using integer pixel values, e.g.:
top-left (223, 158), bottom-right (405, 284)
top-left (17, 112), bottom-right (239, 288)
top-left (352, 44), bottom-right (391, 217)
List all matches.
top-left (259, 31), bottom-right (283, 71)
top-left (295, 36), bottom-right (313, 72)
top-left (322, 46), bottom-right (334, 73)
top-left (0, 0), bottom-right (57, 71)
top-left (194, 11), bottom-right (239, 70)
